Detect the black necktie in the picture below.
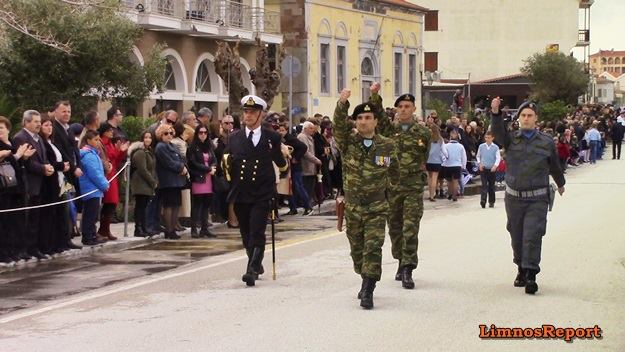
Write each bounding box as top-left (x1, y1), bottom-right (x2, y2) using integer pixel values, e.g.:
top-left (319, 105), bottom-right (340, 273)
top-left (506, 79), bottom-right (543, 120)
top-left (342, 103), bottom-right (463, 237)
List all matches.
top-left (248, 130), bottom-right (254, 144)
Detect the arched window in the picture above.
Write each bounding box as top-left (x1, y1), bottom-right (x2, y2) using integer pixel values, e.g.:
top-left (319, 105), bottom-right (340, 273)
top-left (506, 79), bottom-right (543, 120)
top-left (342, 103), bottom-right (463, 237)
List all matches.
top-left (616, 57), bottom-right (622, 65)
top-left (361, 57), bottom-right (374, 76)
top-left (601, 58), bottom-right (607, 65)
top-left (195, 60), bottom-right (213, 93)
top-left (164, 60), bottom-right (176, 91)
top-left (608, 57), bottom-right (614, 65)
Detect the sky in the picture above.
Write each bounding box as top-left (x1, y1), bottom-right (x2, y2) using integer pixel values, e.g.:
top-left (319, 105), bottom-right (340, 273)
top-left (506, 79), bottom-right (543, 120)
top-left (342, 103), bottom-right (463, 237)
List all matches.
top-left (581, 0), bottom-right (625, 56)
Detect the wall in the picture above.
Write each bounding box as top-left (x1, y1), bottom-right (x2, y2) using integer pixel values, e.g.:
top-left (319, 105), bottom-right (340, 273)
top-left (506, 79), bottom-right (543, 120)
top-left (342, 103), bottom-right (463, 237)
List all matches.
top-left (417, 0), bottom-right (579, 82)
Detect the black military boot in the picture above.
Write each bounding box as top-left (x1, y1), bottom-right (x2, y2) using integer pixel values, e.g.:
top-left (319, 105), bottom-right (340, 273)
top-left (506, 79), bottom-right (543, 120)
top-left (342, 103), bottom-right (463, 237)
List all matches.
top-left (243, 247), bottom-right (263, 286)
top-left (357, 275), bottom-right (366, 299)
top-left (394, 261), bottom-right (402, 281)
top-left (241, 248), bottom-right (255, 286)
top-left (256, 248), bottom-right (265, 276)
top-left (401, 266), bottom-right (415, 289)
top-left (525, 269), bottom-right (538, 294)
top-left (513, 265), bottom-right (526, 287)
top-left (360, 277), bottom-right (376, 309)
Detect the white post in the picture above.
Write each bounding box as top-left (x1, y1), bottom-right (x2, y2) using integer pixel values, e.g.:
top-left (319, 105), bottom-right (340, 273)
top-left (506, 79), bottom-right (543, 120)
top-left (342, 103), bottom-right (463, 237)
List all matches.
top-left (123, 163), bottom-right (130, 237)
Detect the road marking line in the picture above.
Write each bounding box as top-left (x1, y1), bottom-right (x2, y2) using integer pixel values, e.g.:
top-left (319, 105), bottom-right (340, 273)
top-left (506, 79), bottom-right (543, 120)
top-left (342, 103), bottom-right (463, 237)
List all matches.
top-left (0, 229), bottom-right (342, 324)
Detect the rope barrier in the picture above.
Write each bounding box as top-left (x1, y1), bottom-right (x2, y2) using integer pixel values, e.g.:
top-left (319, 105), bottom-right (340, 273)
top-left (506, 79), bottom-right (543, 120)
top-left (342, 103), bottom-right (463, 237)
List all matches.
top-left (0, 161), bottom-right (130, 213)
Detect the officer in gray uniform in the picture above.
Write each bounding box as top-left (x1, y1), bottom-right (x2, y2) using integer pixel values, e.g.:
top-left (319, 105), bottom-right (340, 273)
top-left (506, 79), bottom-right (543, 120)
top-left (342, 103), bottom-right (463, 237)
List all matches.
top-left (490, 98), bottom-right (565, 295)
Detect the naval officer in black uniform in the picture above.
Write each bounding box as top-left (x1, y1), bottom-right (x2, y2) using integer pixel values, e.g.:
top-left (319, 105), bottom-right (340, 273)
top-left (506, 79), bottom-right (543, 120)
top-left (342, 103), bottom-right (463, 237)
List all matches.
top-left (224, 95), bottom-right (289, 286)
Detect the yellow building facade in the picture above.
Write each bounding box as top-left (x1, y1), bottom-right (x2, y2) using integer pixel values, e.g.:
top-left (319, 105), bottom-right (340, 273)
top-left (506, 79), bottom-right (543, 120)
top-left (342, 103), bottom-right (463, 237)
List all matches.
top-left (272, 0), bottom-right (426, 119)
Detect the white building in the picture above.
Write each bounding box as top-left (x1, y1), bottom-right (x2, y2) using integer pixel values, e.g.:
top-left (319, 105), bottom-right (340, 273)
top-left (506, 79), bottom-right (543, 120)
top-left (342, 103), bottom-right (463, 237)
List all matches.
top-left (596, 71), bottom-right (625, 105)
top-left (411, 0), bottom-right (592, 108)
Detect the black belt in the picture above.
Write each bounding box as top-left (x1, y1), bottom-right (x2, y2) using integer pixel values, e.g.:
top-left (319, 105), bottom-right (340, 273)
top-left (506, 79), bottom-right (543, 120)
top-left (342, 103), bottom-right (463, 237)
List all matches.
top-left (345, 192), bottom-right (387, 205)
top-left (505, 186), bottom-right (549, 198)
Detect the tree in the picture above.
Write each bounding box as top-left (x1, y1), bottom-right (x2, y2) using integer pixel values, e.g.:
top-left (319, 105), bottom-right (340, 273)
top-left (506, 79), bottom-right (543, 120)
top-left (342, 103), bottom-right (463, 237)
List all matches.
top-left (539, 100), bottom-right (573, 123)
top-left (426, 99), bottom-right (452, 122)
top-left (214, 39), bottom-right (285, 116)
top-left (0, 0), bottom-right (165, 116)
top-left (214, 41), bottom-right (249, 117)
top-left (521, 52), bottom-right (589, 104)
top-left (250, 38), bottom-right (286, 110)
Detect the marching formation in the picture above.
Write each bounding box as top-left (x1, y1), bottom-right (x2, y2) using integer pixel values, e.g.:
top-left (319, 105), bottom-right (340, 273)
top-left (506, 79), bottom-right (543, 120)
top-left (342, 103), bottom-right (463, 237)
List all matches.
top-left (4, 85), bottom-right (625, 312)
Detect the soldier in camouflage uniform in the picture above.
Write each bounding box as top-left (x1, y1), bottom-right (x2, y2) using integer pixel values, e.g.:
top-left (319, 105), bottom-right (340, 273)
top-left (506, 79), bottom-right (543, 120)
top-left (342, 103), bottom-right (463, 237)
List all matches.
top-left (490, 98), bottom-right (565, 295)
top-left (369, 83), bottom-right (431, 289)
top-left (333, 88), bottom-right (398, 309)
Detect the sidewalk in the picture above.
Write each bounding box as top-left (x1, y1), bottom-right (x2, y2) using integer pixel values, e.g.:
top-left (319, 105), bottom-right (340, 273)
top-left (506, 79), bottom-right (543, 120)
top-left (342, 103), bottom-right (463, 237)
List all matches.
top-left (0, 179), bottom-right (509, 271)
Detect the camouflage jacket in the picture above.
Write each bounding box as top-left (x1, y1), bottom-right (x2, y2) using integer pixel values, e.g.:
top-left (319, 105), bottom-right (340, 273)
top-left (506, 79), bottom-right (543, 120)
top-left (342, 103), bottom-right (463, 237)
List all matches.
top-left (333, 100), bottom-right (398, 203)
top-left (369, 93), bottom-right (431, 190)
top-left (491, 111), bottom-right (565, 191)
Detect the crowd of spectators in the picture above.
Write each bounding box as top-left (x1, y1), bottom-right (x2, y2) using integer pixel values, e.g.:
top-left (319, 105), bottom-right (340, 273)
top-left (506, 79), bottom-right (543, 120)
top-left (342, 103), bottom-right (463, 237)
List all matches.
top-left (1, 98), bottom-right (624, 266)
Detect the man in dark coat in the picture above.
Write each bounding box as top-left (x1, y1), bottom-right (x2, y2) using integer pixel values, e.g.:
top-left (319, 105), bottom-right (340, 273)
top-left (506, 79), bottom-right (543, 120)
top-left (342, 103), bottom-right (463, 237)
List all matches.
top-left (224, 95), bottom-right (289, 287)
top-left (52, 101), bottom-right (82, 186)
top-left (12, 110), bottom-right (54, 259)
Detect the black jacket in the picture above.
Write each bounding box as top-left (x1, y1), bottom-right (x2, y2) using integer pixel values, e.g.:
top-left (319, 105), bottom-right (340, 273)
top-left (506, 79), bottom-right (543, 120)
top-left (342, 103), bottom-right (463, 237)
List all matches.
top-left (186, 143), bottom-right (217, 184)
top-left (41, 139), bottom-right (68, 203)
top-left (52, 120), bottom-right (81, 183)
top-left (0, 139), bottom-right (23, 195)
top-left (12, 129), bottom-right (49, 197)
top-left (610, 122), bottom-right (624, 142)
top-left (225, 127), bottom-right (287, 203)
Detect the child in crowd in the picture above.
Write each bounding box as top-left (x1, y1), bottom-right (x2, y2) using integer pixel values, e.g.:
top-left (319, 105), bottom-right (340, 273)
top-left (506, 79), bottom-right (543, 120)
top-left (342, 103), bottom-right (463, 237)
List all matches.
top-left (441, 130), bottom-right (466, 201)
top-left (79, 130), bottom-right (110, 246)
top-left (476, 131), bottom-right (500, 208)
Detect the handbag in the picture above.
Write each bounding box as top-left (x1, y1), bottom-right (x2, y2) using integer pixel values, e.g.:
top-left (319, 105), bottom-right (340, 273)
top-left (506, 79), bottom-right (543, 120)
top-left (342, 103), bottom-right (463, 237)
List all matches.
top-left (0, 161), bottom-right (18, 189)
top-left (212, 174), bottom-right (230, 193)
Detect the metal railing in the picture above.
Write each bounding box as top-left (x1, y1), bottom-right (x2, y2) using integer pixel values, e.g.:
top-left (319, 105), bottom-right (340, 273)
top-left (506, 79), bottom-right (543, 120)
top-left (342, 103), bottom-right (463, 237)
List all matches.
top-left (578, 29), bottom-right (590, 43)
top-left (122, 0), bottom-right (280, 34)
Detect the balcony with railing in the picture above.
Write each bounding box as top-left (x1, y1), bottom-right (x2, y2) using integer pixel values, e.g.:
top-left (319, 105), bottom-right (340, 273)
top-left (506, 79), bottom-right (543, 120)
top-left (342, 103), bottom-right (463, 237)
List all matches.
top-left (122, 0), bottom-right (281, 36)
top-left (579, 0), bottom-right (594, 9)
top-left (577, 29), bottom-right (590, 47)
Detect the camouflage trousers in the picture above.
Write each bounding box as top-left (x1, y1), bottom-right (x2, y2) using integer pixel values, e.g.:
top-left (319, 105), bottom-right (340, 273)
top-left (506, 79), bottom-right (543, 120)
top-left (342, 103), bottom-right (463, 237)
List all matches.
top-left (388, 189), bottom-right (424, 269)
top-left (504, 194), bottom-right (549, 273)
top-left (345, 200), bottom-right (388, 281)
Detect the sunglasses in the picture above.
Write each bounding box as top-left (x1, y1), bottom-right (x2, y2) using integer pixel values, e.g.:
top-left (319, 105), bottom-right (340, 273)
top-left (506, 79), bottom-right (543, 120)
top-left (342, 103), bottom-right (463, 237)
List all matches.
top-left (198, 131), bottom-right (208, 135)
top-left (162, 131), bottom-right (173, 136)
top-left (222, 121), bottom-right (233, 125)
top-left (166, 119), bottom-right (176, 124)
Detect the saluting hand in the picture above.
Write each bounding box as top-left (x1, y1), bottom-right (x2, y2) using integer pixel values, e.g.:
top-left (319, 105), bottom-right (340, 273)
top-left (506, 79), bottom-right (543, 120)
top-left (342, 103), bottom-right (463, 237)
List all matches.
top-left (339, 88), bottom-right (351, 104)
top-left (370, 82), bottom-right (381, 94)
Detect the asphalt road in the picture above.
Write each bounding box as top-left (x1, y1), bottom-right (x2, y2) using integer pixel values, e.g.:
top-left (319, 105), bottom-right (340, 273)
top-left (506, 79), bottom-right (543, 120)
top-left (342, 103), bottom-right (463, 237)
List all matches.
top-left (0, 159), bottom-right (623, 352)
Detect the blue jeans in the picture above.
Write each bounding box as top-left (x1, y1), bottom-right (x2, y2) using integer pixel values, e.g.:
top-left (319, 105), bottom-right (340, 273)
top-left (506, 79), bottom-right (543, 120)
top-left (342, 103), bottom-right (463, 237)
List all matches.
top-left (589, 140), bottom-right (598, 163)
top-left (290, 170), bottom-right (310, 212)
